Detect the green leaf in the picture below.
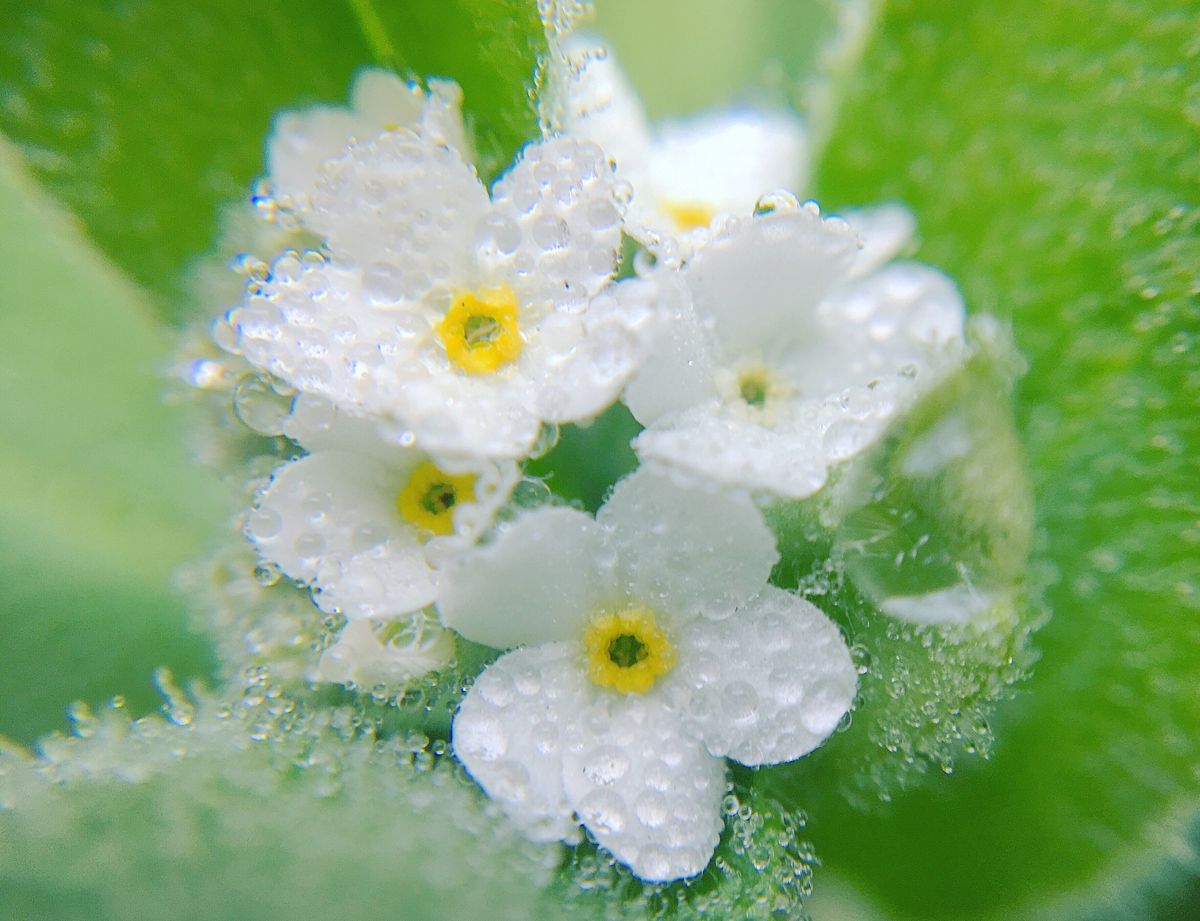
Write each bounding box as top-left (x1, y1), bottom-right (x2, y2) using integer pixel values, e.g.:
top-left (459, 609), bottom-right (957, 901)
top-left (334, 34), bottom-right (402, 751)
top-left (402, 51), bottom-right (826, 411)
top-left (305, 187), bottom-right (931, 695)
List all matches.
top-left (592, 0), bottom-right (842, 119)
top-left (526, 403), bottom-right (643, 512)
top-left (0, 0), bottom-right (546, 321)
top-left (799, 1), bottom-right (1200, 918)
top-left (0, 692), bottom-right (568, 921)
top-left (0, 140), bottom-right (225, 744)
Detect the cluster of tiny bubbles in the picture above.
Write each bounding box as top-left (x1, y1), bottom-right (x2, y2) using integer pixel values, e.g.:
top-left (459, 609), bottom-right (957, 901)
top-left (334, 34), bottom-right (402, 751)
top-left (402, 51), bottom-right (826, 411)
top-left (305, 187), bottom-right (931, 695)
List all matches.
top-left (555, 782), bottom-right (817, 920)
top-left (175, 538), bottom-right (327, 692)
top-left (3, 671), bottom-right (564, 919)
top-left (250, 177), bottom-right (279, 223)
top-left (792, 554), bottom-right (1034, 804)
top-left (230, 248), bottom-right (271, 283)
top-left (250, 177), bottom-right (304, 233)
top-left (319, 641), bottom-right (490, 747)
top-left (536, 0), bottom-right (591, 44)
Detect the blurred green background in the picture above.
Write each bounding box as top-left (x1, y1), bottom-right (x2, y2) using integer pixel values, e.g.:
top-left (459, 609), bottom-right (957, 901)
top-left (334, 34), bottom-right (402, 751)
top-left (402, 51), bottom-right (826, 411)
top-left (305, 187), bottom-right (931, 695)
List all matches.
top-left (1, 1), bottom-right (1197, 919)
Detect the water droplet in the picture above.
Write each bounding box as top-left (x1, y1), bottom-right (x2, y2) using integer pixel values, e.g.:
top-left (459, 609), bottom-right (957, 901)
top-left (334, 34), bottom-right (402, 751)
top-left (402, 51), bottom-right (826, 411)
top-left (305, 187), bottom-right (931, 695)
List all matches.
top-left (232, 374), bottom-right (291, 436)
top-left (753, 190), bottom-right (801, 216)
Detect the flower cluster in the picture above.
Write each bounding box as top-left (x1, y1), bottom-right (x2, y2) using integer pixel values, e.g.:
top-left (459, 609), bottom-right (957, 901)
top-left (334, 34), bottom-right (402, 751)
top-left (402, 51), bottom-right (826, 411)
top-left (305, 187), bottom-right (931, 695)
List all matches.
top-left (205, 41), bottom-right (971, 884)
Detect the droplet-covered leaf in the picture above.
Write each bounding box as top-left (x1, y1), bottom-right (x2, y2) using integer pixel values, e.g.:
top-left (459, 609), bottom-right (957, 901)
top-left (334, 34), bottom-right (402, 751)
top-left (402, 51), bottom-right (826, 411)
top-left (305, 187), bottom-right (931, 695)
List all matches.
top-left (0, 689), bottom-right (565, 921)
top-left (802, 1), bottom-right (1200, 917)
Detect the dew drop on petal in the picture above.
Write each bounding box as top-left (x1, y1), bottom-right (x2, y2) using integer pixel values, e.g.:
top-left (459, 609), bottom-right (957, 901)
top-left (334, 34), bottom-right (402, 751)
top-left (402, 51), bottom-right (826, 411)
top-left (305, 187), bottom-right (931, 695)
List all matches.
top-left (753, 189), bottom-right (801, 216)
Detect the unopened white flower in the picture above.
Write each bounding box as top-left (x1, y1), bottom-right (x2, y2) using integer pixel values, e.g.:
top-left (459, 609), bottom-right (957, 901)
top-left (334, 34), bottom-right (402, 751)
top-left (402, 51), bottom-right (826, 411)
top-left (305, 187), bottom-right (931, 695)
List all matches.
top-left (233, 127), bottom-right (654, 461)
top-left (557, 36), bottom-right (806, 249)
top-left (247, 396), bottom-right (519, 620)
top-left (442, 467), bottom-right (856, 882)
top-left (267, 69), bottom-right (468, 213)
top-left (626, 202), bottom-right (966, 499)
top-left (314, 614), bottom-right (455, 689)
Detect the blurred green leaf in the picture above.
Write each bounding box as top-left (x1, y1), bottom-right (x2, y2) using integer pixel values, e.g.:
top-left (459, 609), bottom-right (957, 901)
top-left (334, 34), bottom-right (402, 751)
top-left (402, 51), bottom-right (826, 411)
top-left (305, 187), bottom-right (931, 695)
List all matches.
top-left (592, 0), bottom-right (842, 120)
top-left (797, 1), bottom-right (1200, 918)
top-left (0, 140), bottom-right (224, 744)
top-left (0, 695), bottom-right (567, 921)
top-left (526, 403), bottom-right (642, 512)
top-left (0, 0), bottom-right (545, 321)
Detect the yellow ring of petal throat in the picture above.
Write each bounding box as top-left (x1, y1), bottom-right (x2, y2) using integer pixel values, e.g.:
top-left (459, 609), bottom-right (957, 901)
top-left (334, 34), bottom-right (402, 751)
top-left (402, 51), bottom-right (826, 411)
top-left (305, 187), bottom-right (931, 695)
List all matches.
top-left (396, 462), bottom-right (478, 536)
top-left (584, 607), bottom-right (676, 695)
top-left (436, 286), bottom-right (523, 375)
top-left (661, 200), bottom-right (715, 233)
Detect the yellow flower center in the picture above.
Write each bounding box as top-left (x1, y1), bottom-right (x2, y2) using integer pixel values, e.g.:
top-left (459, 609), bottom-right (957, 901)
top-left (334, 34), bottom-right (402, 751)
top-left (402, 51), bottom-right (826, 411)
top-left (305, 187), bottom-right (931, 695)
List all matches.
top-left (661, 200), bottom-right (715, 232)
top-left (583, 607), bottom-right (676, 695)
top-left (737, 367), bottom-right (772, 408)
top-left (395, 462), bottom-right (478, 536)
top-left (436, 285), bottom-right (523, 375)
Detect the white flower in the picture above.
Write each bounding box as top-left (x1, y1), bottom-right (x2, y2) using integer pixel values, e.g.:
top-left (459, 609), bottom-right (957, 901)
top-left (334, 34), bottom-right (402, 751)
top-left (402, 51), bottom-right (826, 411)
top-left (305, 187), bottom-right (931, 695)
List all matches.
top-left (625, 202), bottom-right (966, 499)
top-left (247, 395), bottom-right (519, 621)
top-left (442, 467), bottom-right (856, 882)
top-left (266, 69), bottom-right (467, 214)
top-left (313, 614), bottom-right (455, 689)
top-left (232, 125), bottom-right (655, 461)
top-left (556, 36), bottom-right (806, 250)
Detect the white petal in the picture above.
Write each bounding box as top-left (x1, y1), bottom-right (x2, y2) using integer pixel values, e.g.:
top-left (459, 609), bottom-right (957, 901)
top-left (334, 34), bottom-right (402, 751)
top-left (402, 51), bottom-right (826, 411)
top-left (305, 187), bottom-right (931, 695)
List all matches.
top-left (556, 36), bottom-right (654, 185)
top-left (597, 467), bottom-right (778, 622)
top-left (636, 263), bottom-right (967, 498)
top-left (878, 583), bottom-right (1003, 627)
top-left (232, 254), bottom-right (424, 413)
top-left (349, 69), bottom-right (424, 126)
top-left (377, 368), bottom-right (544, 463)
top-left (454, 645), bottom-right (586, 845)
top-left (532, 276), bottom-right (662, 424)
top-left (314, 613), bottom-right (454, 687)
top-left (560, 689), bottom-right (726, 882)
top-left (621, 274), bottom-right (719, 426)
top-left (839, 203), bottom-right (916, 278)
top-left (438, 507), bottom-right (616, 649)
top-left (267, 69), bottom-right (430, 210)
top-left (487, 136), bottom-right (623, 311)
top-left (310, 133), bottom-right (489, 297)
top-left (634, 391), bottom-right (894, 500)
top-left (670, 586), bottom-right (856, 765)
top-left (795, 261), bottom-right (966, 397)
top-left (684, 206), bottom-right (859, 358)
top-left (419, 78), bottom-right (471, 154)
top-left (267, 107), bottom-right (367, 208)
top-left (248, 451), bottom-right (436, 619)
top-left (648, 108), bottom-right (807, 220)
top-left (282, 393), bottom-right (401, 460)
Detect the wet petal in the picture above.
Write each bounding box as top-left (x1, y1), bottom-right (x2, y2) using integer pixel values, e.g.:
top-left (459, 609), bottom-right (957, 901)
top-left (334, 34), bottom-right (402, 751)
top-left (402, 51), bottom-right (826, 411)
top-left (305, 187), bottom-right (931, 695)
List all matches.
top-left (671, 586), bottom-right (856, 765)
top-left (486, 136), bottom-right (623, 311)
top-left (453, 645), bottom-right (586, 844)
top-left (561, 689), bottom-right (726, 882)
top-left (248, 451), bottom-right (435, 619)
top-left (438, 507), bottom-right (616, 649)
top-left (598, 466), bottom-right (778, 622)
